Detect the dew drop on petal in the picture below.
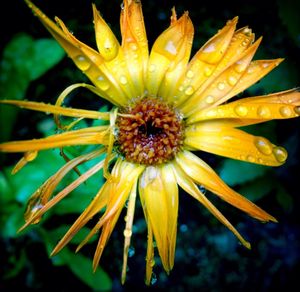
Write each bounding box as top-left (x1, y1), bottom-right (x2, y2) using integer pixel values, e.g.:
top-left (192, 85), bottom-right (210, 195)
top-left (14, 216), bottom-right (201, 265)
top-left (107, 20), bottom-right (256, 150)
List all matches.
top-left (279, 106), bottom-right (292, 117)
top-left (228, 76), bottom-right (238, 86)
top-left (257, 106), bottom-right (271, 118)
top-left (254, 137), bottom-right (273, 155)
top-left (185, 86), bottom-right (194, 96)
top-left (234, 105), bottom-right (248, 116)
top-left (217, 82), bottom-right (225, 90)
top-left (273, 146), bottom-right (288, 163)
top-left (294, 106), bottom-right (300, 115)
top-left (148, 64), bottom-right (156, 72)
top-left (186, 70), bottom-right (194, 78)
top-left (75, 55), bottom-right (91, 71)
top-left (247, 155), bottom-right (255, 163)
top-left (204, 67), bottom-right (212, 77)
top-left (120, 75), bottom-right (128, 85)
top-left (123, 228), bottom-right (133, 237)
top-left (205, 95), bottom-right (215, 104)
top-left (95, 75), bottom-right (110, 91)
top-left (150, 272), bottom-right (157, 285)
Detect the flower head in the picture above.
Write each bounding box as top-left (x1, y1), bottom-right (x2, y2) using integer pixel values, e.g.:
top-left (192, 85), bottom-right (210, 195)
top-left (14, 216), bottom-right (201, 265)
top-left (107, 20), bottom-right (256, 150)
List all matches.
top-left (1, 0), bottom-right (300, 285)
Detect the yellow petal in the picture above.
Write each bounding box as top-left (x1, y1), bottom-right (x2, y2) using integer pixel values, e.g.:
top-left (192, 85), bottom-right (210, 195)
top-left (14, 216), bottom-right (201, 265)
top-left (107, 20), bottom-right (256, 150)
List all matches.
top-left (139, 166), bottom-right (170, 272)
top-left (19, 154), bottom-right (107, 232)
top-left (172, 17), bottom-right (238, 106)
top-left (180, 38), bottom-right (262, 116)
top-left (0, 126), bottom-right (109, 153)
top-left (12, 150), bottom-right (38, 174)
top-left (158, 9), bottom-right (194, 101)
top-left (120, 0), bottom-right (148, 96)
top-left (185, 122), bottom-right (288, 166)
top-left (145, 221), bottom-right (155, 286)
top-left (172, 162), bottom-right (251, 249)
top-left (146, 12), bottom-right (192, 97)
top-left (176, 150), bottom-right (277, 222)
top-left (25, 0), bottom-right (129, 105)
top-left (0, 99), bottom-right (110, 120)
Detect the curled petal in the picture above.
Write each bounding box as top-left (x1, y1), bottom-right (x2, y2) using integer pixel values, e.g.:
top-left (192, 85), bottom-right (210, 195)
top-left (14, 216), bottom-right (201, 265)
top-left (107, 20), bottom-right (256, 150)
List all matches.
top-left (176, 150), bottom-right (276, 222)
top-left (172, 162), bottom-right (251, 249)
top-left (185, 122), bottom-right (288, 166)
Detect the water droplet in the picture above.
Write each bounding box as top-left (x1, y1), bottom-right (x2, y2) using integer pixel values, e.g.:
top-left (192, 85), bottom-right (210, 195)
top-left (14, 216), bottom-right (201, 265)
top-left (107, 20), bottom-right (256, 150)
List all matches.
top-left (150, 259), bottom-right (156, 267)
top-left (257, 106), bottom-right (271, 118)
top-left (279, 106), bottom-right (292, 117)
top-left (128, 247), bottom-right (135, 257)
top-left (205, 95), bottom-right (215, 104)
top-left (242, 27), bottom-right (252, 36)
top-left (228, 76), bottom-right (237, 86)
top-left (120, 75), bottom-right (128, 85)
top-left (204, 67), bottom-right (212, 77)
top-left (203, 43), bottom-right (215, 53)
top-left (186, 70), bottom-right (194, 78)
top-left (75, 55), bottom-right (91, 71)
top-left (185, 86), bottom-right (194, 96)
top-left (199, 185), bottom-right (206, 194)
top-left (217, 82), bottom-right (225, 90)
top-left (234, 60), bottom-right (247, 73)
top-left (234, 105), bottom-right (248, 116)
top-left (124, 228), bottom-right (132, 237)
top-left (95, 75), bottom-right (110, 91)
top-left (254, 137), bottom-right (273, 155)
top-left (150, 272), bottom-right (157, 285)
top-left (247, 155), bottom-right (255, 162)
top-left (294, 106), bottom-right (300, 115)
top-left (178, 85), bottom-right (184, 92)
top-left (130, 43), bottom-right (138, 51)
top-left (273, 146), bottom-right (287, 163)
top-left (165, 40), bottom-right (177, 55)
top-left (242, 39), bottom-right (250, 47)
top-left (149, 64), bottom-right (156, 72)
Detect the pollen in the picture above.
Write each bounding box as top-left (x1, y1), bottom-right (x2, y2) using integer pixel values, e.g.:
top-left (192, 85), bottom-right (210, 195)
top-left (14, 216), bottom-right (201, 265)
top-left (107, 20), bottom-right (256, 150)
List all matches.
top-left (116, 97), bottom-right (185, 165)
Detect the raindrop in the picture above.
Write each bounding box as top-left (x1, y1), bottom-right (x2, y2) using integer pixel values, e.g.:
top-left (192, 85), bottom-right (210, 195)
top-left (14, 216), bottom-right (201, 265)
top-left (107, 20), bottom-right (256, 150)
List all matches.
top-left (234, 105), bottom-right (248, 117)
top-left (242, 39), bottom-right (250, 47)
top-left (148, 64), bottom-right (156, 72)
top-left (199, 185), bottom-right (206, 194)
top-left (184, 86), bottom-right (194, 96)
top-left (95, 75), bottom-right (110, 91)
top-left (228, 76), bottom-right (237, 86)
top-left (120, 75), bottom-right (128, 85)
top-left (254, 137), bottom-right (273, 155)
top-left (204, 67), bottom-right (212, 77)
top-left (178, 86), bottom-right (184, 92)
top-left (257, 106), bottom-right (271, 118)
top-left (128, 246), bottom-right (135, 257)
top-left (123, 228), bottom-right (132, 237)
top-left (205, 95), bottom-right (215, 104)
top-left (217, 82), bottom-right (225, 90)
top-left (186, 70), bottom-right (194, 79)
top-left (279, 106), bottom-right (292, 117)
top-left (273, 147), bottom-right (287, 163)
top-left (246, 155), bottom-right (255, 163)
top-left (75, 55), bottom-right (91, 71)
top-left (294, 106), bottom-right (300, 115)
top-left (150, 272), bottom-right (157, 285)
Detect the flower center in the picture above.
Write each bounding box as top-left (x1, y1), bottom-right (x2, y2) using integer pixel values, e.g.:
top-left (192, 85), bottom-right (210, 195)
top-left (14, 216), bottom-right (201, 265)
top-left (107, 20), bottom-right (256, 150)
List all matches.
top-left (115, 97), bottom-right (185, 165)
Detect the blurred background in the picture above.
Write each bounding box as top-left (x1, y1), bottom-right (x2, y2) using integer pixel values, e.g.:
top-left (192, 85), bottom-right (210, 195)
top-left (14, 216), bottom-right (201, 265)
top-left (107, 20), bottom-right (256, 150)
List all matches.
top-left (0, 0), bottom-right (299, 291)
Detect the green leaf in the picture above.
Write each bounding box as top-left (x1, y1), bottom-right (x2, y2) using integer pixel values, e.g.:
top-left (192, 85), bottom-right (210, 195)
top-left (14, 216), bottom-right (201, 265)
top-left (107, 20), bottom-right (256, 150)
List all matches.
top-left (0, 33), bottom-right (65, 142)
top-left (219, 159), bottom-right (268, 187)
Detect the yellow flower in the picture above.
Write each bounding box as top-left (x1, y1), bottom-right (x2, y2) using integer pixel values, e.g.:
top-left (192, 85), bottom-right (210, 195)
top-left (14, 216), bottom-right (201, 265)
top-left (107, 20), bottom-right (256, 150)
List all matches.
top-left (1, 0), bottom-right (300, 285)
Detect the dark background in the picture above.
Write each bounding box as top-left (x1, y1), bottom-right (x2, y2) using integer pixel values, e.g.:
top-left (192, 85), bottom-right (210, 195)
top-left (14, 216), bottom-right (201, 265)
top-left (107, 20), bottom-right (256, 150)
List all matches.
top-left (1, 0), bottom-right (300, 291)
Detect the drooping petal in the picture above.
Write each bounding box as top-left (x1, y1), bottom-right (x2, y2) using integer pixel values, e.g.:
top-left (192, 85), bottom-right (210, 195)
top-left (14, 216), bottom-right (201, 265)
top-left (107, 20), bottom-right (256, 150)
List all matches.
top-left (139, 164), bottom-right (178, 273)
top-left (146, 12), bottom-right (193, 97)
top-left (120, 0), bottom-right (148, 96)
top-left (187, 88), bottom-right (300, 124)
top-left (172, 17), bottom-right (238, 106)
top-left (0, 126), bottom-right (109, 153)
top-left (19, 154), bottom-right (107, 231)
top-left (180, 38), bottom-right (262, 116)
top-left (176, 150), bottom-right (277, 222)
top-left (172, 162), bottom-right (251, 249)
top-left (25, 0), bottom-right (128, 105)
top-left (184, 122), bottom-right (288, 166)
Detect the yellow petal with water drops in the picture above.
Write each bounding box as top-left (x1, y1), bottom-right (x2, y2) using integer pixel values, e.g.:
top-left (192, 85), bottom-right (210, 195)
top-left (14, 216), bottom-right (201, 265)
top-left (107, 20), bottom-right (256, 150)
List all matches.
top-left (12, 150), bottom-right (38, 174)
top-left (19, 156), bottom-right (106, 232)
top-left (120, 0), bottom-right (148, 96)
top-left (146, 12), bottom-right (192, 97)
top-left (172, 17), bottom-right (238, 106)
top-left (181, 37), bottom-right (262, 116)
top-left (172, 162), bottom-right (251, 249)
top-left (188, 88), bottom-right (300, 124)
top-left (0, 126), bottom-right (109, 153)
top-left (221, 58), bottom-right (284, 102)
top-left (159, 10), bottom-right (194, 101)
top-left (25, 0), bottom-right (128, 105)
top-left (51, 181), bottom-right (110, 257)
top-left (0, 99), bottom-right (110, 120)
top-left (139, 166), bottom-right (170, 272)
top-left (176, 150), bottom-right (277, 222)
top-left (184, 123), bottom-right (288, 166)
top-left (161, 164), bottom-right (178, 270)
top-left (145, 222), bottom-right (155, 286)
top-left (92, 4), bottom-right (119, 61)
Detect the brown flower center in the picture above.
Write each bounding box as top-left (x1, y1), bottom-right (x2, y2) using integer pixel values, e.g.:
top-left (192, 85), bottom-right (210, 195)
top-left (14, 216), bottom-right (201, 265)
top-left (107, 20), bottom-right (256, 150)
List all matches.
top-left (115, 97), bottom-right (185, 165)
